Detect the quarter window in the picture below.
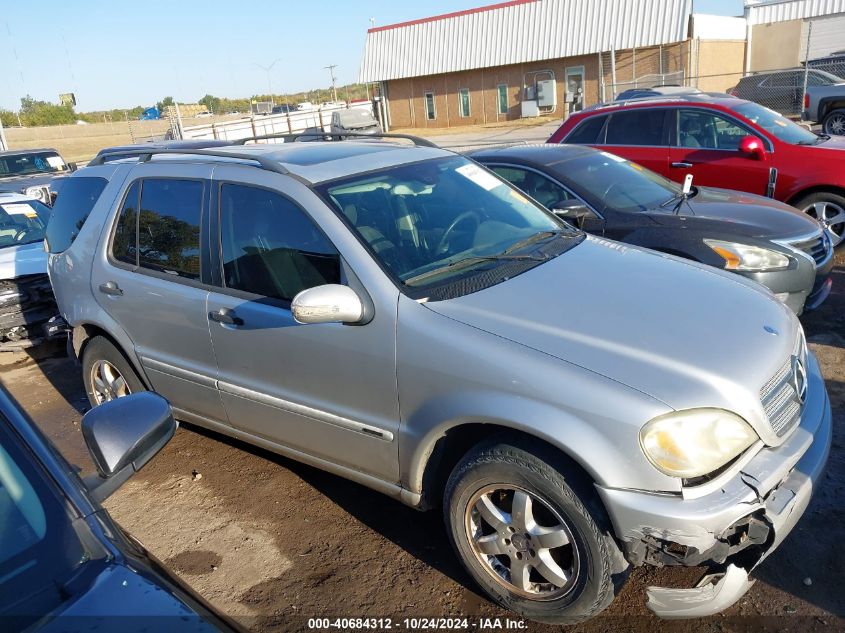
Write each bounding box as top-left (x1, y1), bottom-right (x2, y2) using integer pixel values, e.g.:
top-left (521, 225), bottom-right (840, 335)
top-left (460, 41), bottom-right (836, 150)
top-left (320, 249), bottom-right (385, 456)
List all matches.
top-left (497, 84), bottom-right (508, 115)
top-left (219, 183), bottom-right (340, 303)
top-left (677, 110), bottom-right (747, 150)
top-left (44, 177), bottom-right (108, 253)
top-left (425, 92), bottom-right (436, 120)
top-left (459, 89), bottom-right (471, 118)
top-left (605, 109), bottom-right (667, 146)
top-left (565, 115), bottom-right (607, 144)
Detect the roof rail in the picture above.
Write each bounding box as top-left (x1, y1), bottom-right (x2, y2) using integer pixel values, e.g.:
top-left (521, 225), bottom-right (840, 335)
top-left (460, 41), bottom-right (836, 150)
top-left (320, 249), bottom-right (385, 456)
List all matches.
top-left (86, 148), bottom-right (291, 174)
top-left (234, 131), bottom-right (439, 148)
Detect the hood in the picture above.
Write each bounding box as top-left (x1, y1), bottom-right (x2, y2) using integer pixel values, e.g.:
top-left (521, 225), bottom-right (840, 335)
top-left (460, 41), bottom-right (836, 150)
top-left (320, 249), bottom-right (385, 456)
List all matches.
top-left (652, 187), bottom-right (821, 239)
top-left (0, 172), bottom-right (63, 192)
top-left (425, 236), bottom-right (798, 445)
top-left (811, 134), bottom-right (845, 152)
top-left (0, 241), bottom-right (48, 279)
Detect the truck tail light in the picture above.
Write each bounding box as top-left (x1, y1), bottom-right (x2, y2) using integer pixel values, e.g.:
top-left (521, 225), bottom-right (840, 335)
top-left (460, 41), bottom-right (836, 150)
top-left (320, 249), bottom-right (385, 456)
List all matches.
top-left (804, 93), bottom-right (810, 110)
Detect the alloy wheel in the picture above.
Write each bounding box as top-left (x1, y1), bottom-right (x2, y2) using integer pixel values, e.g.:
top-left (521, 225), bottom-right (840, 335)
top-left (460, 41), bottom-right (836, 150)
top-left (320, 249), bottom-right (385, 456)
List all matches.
top-left (465, 485), bottom-right (579, 600)
top-left (824, 113), bottom-right (845, 136)
top-left (90, 359), bottom-right (131, 404)
top-left (803, 200), bottom-right (845, 247)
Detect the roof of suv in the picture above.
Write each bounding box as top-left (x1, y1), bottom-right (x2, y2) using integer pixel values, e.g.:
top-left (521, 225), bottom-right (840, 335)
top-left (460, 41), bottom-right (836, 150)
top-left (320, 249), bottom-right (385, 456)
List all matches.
top-left (101, 141), bottom-right (449, 185)
top-left (583, 92), bottom-right (740, 113)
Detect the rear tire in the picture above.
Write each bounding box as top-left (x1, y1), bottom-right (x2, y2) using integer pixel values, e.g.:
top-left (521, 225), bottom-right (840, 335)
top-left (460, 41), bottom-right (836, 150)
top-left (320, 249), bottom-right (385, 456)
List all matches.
top-left (794, 191), bottom-right (845, 248)
top-left (81, 336), bottom-right (145, 408)
top-left (822, 108), bottom-right (845, 137)
top-left (443, 436), bottom-right (628, 625)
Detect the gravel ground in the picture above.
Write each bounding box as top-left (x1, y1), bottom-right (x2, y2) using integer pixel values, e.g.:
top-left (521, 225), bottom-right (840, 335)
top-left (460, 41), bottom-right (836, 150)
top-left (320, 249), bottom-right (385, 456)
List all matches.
top-left (1, 199), bottom-right (843, 631)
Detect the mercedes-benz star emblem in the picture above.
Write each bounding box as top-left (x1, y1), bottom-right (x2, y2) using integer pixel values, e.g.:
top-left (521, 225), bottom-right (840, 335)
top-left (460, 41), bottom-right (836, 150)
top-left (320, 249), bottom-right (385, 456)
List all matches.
top-left (792, 356), bottom-right (808, 405)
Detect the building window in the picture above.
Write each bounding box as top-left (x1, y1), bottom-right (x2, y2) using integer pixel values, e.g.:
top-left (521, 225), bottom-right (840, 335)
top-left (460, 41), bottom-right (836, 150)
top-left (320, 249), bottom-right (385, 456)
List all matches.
top-left (424, 92), bottom-right (436, 120)
top-left (497, 84), bottom-right (508, 115)
top-left (459, 89), bottom-right (471, 117)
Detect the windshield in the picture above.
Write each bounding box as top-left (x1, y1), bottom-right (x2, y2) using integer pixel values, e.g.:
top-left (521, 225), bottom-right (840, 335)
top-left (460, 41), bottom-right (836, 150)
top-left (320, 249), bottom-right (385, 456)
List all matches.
top-left (316, 156), bottom-right (575, 290)
top-left (0, 198), bottom-right (51, 247)
top-left (558, 152), bottom-right (681, 213)
top-left (338, 109), bottom-right (378, 127)
top-left (731, 102), bottom-right (820, 145)
top-left (0, 421), bottom-right (88, 622)
top-left (0, 152), bottom-right (67, 179)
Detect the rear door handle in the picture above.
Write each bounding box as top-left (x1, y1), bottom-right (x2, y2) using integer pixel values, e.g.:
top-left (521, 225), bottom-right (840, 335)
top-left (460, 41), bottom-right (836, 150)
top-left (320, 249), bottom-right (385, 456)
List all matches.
top-left (209, 308), bottom-right (244, 327)
top-left (671, 161), bottom-right (694, 168)
top-left (98, 281), bottom-right (123, 296)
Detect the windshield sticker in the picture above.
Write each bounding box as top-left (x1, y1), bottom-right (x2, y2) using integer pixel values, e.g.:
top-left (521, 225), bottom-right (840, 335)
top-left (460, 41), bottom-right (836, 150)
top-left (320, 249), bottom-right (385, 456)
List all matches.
top-left (1, 203), bottom-right (37, 217)
top-left (455, 163), bottom-right (503, 191)
top-left (600, 152), bottom-right (626, 163)
top-left (46, 156), bottom-right (65, 168)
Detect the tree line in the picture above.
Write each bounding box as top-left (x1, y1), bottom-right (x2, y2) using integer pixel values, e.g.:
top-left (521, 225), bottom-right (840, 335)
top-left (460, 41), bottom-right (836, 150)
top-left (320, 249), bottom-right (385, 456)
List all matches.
top-left (0, 83), bottom-right (373, 128)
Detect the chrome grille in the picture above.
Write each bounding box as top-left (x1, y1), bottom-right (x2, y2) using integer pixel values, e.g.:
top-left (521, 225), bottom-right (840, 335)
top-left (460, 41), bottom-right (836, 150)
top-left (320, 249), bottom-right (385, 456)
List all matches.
top-left (759, 333), bottom-right (806, 437)
top-left (788, 232), bottom-right (829, 267)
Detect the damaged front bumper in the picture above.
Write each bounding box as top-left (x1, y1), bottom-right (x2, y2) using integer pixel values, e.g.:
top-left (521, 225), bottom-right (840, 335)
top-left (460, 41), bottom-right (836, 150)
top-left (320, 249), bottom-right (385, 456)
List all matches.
top-left (0, 275), bottom-right (61, 351)
top-left (597, 351), bottom-right (832, 619)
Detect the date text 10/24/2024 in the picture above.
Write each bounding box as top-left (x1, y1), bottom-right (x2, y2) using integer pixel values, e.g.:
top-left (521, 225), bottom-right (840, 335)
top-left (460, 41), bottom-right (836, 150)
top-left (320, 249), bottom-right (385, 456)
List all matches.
top-left (307, 618), bottom-right (528, 630)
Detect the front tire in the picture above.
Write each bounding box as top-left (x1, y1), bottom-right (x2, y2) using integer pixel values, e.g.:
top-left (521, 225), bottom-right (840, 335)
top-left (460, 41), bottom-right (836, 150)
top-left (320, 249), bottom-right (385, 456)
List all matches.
top-left (822, 108), bottom-right (845, 137)
top-left (795, 191), bottom-right (845, 248)
top-left (443, 437), bottom-right (628, 625)
top-left (81, 336), bottom-right (145, 408)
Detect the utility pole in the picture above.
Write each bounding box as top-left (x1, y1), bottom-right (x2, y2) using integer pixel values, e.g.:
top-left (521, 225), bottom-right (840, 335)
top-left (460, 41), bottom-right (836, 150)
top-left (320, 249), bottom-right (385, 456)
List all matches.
top-left (0, 116), bottom-right (7, 151)
top-left (325, 64), bottom-right (338, 103)
top-left (253, 58), bottom-right (283, 107)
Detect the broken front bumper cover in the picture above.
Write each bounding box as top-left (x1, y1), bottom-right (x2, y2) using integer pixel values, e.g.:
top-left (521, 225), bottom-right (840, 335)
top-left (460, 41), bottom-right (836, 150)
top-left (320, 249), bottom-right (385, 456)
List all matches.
top-left (598, 352), bottom-right (832, 619)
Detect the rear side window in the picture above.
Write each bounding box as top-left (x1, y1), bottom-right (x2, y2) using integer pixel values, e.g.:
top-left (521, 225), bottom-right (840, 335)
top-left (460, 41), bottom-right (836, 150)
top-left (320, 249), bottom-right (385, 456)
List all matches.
top-left (565, 115), bottom-right (607, 144)
top-left (219, 183), bottom-right (340, 303)
top-left (605, 109), bottom-right (667, 146)
top-left (110, 179), bottom-right (203, 280)
top-left (44, 177), bottom-right (108, 253)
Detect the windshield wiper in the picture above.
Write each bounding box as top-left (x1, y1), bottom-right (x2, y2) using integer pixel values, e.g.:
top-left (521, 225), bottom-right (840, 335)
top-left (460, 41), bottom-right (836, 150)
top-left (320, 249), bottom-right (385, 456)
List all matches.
top-left (405, 253), bottom-right (548, 286)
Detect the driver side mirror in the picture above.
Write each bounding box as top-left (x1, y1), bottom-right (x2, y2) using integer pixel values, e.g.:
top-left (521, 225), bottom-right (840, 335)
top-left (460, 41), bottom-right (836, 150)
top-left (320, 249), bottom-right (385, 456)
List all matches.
top-left (551, 199), bottom-right (597, 227)
top-left (81, 392), bottom-right (176, 503)
top-left (738, 135), bottom-right (767, 161)
top-left (67, 162), bottom-right (78, 172)
top-left (292, 284), bottom-right (366, 325)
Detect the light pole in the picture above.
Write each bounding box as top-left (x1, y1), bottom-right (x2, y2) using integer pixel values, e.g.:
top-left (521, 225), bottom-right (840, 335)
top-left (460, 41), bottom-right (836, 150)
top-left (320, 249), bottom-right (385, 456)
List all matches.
top-left (253, 58), bottom-right (283, 107)
top-left (324, 64), bottom-right (338, 103)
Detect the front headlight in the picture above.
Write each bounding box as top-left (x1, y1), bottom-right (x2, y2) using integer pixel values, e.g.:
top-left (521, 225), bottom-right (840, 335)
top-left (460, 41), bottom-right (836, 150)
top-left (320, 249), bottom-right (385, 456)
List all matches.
top-left (24, 185), bottom-right (47, 203)
top-left (640, 409), bottom-right (758, 478)
top-left (704, 239), bottom-right (790, 272)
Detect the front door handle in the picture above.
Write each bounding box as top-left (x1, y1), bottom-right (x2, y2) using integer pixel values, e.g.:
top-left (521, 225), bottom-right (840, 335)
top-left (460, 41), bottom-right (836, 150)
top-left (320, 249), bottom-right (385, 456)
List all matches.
top-left (209, 308), bottom-right (244, 327)
top-left (98, 281), bottom-right (123, 296)
top-left (671, 161), bottom-right (694, 169)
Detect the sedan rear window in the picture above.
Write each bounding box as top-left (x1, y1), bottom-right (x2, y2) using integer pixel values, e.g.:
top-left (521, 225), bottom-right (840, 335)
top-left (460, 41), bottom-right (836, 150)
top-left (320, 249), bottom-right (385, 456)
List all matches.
top-left (44, 177), bottom-right (108, 254)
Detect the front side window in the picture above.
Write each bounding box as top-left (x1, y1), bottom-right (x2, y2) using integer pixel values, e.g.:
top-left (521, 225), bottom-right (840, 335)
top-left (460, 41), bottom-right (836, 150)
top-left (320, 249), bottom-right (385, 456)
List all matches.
top-left (489, 166), bottom-right (574, 209)
top-left (425, 92), bottom-right (436, 120)
top-left (459, 89), bottom-right (471, 117)
top-left (497, 84), bottom-right (508, 115)
top-left (317, 156), bottom-right (580, 292)
top-left (605, 109), bottom-right (666, 146)
top-left (730, 101), bottom-right (821, 145)
top-left (0, 198), bottom-right (51, 248)
top-left (677, 109), bottom-right (747, 150)
top-left (44, 177), bottom-right (108, 253)
top-left (220, 183), bottom-right (340, 303)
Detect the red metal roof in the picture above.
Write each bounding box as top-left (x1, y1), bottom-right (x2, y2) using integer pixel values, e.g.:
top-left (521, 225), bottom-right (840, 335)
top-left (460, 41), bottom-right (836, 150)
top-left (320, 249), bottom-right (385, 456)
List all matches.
top-left (367, 0), bottom-right (537, 33)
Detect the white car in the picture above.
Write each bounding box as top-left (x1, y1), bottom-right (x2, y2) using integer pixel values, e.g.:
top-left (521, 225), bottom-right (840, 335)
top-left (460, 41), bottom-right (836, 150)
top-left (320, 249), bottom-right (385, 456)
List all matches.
top-left (0, 192), bottom-right (56, 350)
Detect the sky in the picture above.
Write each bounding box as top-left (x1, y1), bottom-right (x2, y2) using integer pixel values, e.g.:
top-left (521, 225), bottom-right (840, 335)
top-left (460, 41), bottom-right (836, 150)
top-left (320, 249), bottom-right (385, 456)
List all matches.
top-left (0, 0), bottom-right (745, 113)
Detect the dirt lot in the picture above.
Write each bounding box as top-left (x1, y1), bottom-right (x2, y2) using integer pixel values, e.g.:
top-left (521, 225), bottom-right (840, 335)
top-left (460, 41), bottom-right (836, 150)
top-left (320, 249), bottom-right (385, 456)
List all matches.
top-left (1, 250), bottom-right (843, 632)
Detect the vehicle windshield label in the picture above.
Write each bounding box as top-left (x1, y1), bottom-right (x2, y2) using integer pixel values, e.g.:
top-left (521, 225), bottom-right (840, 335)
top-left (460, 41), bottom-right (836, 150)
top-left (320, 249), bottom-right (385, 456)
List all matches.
top-left (1, 203), bottom-right (37, 217)
top-left (455, 163), bottom-right (503, 191)
top-left (46, 156), bottom-right (65, 169)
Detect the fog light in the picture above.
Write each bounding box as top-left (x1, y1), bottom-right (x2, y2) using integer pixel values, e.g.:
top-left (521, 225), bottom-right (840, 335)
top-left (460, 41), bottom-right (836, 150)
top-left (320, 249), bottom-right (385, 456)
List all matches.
top-left (773, 292), bottom-right (790, 303)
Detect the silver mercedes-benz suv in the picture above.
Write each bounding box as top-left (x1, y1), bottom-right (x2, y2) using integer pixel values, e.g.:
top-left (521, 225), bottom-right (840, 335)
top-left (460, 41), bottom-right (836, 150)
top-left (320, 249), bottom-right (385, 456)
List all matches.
top-left (46, 139), bottom-right (831, 624)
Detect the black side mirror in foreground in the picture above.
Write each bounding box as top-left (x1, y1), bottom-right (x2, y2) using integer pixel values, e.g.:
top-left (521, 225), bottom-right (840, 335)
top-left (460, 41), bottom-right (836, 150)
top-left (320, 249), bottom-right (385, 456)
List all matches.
top-left (82, 392), bottom-right (176, 502)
